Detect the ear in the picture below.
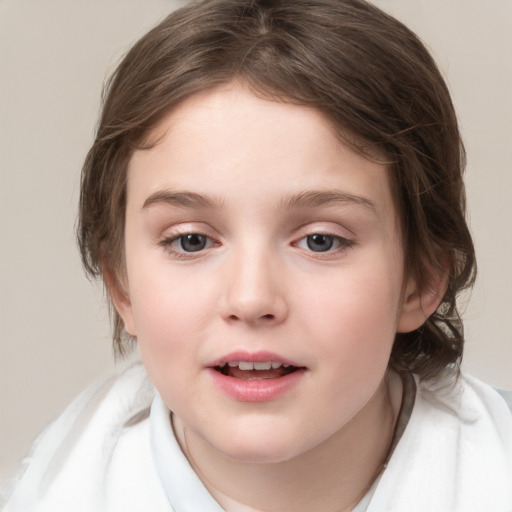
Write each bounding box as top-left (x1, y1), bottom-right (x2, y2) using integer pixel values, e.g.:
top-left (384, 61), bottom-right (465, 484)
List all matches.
top-left (397, 270), bottom-right (448, 333)
top-left (103, 267), bottom-right (138, 337)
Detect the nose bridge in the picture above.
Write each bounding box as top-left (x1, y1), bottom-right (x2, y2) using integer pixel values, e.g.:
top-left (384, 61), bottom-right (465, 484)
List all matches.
top-left (221, 237), bottom-right (287, 324)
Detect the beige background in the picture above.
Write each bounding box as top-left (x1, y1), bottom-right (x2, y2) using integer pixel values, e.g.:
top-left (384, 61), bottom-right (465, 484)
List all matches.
top-left (1, 0), bottom-right (511, 485)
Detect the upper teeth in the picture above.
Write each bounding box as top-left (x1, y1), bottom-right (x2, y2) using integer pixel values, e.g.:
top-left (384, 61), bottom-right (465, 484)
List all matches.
top-left (222, 361), bottom-right (290, 370)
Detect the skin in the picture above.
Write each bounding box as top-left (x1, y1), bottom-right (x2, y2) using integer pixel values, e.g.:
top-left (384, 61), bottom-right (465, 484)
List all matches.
top-left (112, 83), bottom-right (442, 511)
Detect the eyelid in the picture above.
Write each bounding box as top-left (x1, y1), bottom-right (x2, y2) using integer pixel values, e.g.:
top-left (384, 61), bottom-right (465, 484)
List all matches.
top-left (291, 224), bottom-right (356, 258)
top-left (158, 225), bottom-right (220, 259)
top-left (292, 221), bottom-right (353, 240)
top-left (294, 233), bottom-right (353, 249)
top-left (156, 222), bottom-right (355, 259)
top-left (158, 221), bottom-right (219, 242)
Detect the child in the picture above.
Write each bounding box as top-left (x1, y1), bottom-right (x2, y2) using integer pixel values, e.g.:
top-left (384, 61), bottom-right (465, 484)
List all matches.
top-left (3, 0), bottom-right (512, 510)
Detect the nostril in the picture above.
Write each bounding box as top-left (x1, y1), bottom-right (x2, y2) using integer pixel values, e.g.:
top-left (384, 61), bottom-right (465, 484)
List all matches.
top-left (227, 313), bottom-right (275, 322)
top-left (227, 313), bottom-right (277, 323)
top-left (220, 293), bottom-right (288, 324)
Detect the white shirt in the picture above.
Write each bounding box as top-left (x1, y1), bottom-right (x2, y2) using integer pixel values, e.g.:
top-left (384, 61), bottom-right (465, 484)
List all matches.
top-left (3, 359), bottom-right (512, 511)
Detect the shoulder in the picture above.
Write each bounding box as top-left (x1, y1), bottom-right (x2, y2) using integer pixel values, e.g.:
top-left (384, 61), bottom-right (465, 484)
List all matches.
top-left (368, 372), bottom-right (512, 511)
top-left (494, 387), bottom-right (512, 413)
top-left (457, 373), bottom-right (512, 426)
top-left (415, 371), bottom-right (512, 415)
top-left (417, 372), bottom-right (512, 445)
top-left (2, 356), bottom-right (169, 512)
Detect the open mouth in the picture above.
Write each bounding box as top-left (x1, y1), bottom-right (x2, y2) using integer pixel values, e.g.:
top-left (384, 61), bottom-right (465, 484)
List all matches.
top-left (214, 361), bottom-right (300, 380)
top-left (209, 356), bottom-right (306, 401)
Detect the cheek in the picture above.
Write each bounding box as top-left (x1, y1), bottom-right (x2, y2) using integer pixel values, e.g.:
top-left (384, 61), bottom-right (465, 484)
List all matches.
top-left (128, 275), bottom-right (210, 412)
top-left (126, 263), bottom-right (229, 406)
top-left (301, 257), bottom-right (403, 365)
top-left (126, 266), bottom-right (210, 367)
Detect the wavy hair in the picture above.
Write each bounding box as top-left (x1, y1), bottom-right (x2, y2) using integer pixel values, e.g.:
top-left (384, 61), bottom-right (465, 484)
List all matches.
top-left (78, 0), bottom-right (476, 378)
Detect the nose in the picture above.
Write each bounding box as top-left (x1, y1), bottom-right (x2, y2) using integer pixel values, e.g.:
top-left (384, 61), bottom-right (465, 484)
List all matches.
top-left (218, 248), bottom-right (289, 326)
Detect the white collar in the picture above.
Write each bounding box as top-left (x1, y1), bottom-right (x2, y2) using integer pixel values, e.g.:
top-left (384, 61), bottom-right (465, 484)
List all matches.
top-left (150, 393), bottom-right (224, 512)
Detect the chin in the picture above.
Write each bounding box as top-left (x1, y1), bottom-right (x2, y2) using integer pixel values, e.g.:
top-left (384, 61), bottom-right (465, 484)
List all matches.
top-left (223, 446), bottom-right (299, 465)
top-left (210, 429), bottom-right (308, 465)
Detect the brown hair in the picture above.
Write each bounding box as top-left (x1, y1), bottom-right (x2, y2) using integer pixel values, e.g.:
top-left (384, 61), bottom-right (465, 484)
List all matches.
top-left (78, 0), bottom-right (476, 379)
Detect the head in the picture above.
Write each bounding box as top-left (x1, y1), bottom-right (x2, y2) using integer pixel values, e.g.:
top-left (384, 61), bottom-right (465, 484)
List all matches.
top-left (78, 0), bottom-right (475, 381)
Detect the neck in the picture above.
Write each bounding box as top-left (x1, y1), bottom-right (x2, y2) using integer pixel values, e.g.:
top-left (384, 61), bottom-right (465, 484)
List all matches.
top-left (174, 372), bottom-right (402, 512)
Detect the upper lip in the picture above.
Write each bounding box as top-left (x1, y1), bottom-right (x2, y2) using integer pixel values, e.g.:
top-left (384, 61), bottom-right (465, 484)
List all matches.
top-left (206, 350), bottom-right (303, 368)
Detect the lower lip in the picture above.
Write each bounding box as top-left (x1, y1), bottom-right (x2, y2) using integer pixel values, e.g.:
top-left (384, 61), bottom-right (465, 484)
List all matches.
top-left (208, 368), bottom-right (306, 402)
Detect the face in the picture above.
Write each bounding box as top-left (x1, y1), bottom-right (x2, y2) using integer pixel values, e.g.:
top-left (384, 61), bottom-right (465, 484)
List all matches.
top-left (117, 84), bottom-right (420, 464)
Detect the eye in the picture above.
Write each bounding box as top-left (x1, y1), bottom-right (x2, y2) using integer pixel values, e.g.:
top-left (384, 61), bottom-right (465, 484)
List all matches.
top-left (295, 233), bottom-right (352, 253)
top-left (178, 233), bottom-right (209, 252)
top-left (160, 232), bottom-right (216, 255)
top-left (306, 234), bottom-right (334, 252)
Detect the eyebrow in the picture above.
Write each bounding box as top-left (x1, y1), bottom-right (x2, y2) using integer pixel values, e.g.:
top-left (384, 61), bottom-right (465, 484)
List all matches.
top-left (279, 190), bottom-right (377, 214)
top-left (142, 190), bottom-right (225, 210)
top-left (142, 188), bottom-right (376, 214)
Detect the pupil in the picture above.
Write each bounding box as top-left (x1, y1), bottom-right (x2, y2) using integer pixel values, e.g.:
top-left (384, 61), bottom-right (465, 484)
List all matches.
top-left (181, 234), bottom-right (207, 252)
top-left (307, 234), bottom-right (333, 252)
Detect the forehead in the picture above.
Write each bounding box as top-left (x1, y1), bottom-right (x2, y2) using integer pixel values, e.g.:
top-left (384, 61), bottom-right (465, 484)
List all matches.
top-left (127, 84), bottom-right (398, 230)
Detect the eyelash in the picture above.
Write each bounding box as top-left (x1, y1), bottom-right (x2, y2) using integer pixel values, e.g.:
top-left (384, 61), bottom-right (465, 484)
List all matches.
top-left (158, 232), bottom-right (218, 259)
top-left (293, 233), bottom-right (354, 257)
top-left (159, 230), bottom-right (354, 260)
